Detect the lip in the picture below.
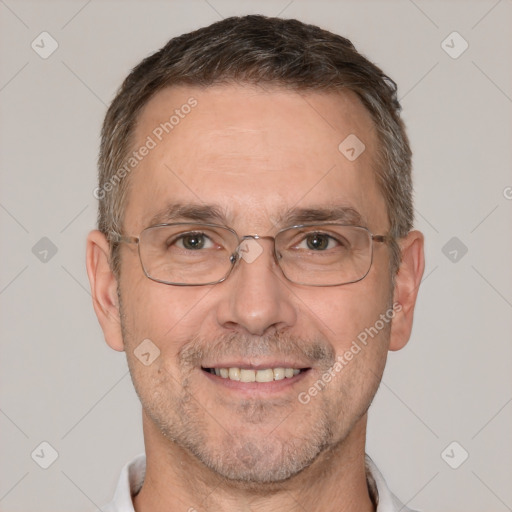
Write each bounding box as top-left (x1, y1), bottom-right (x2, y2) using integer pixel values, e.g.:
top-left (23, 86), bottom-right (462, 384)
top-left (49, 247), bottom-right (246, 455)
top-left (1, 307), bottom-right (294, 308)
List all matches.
top-left (201, 366), bottom-right (311, 394)
top-left (201, 361), bottom-right (311, 370)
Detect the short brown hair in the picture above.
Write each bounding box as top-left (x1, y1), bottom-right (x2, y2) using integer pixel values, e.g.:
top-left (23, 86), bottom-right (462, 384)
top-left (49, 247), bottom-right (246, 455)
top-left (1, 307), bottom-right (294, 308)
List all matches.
top-left (98, 15), bottom-right (413, 277)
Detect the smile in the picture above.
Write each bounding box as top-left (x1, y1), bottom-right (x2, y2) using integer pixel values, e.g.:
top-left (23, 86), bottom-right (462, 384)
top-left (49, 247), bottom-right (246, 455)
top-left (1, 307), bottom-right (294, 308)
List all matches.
top-left (203, 367), bottom-right (305, 382)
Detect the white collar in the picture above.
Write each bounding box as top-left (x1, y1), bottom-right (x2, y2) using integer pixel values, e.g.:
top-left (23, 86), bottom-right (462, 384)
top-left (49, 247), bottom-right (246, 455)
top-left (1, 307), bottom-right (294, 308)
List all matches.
top-left (102, 454), bottom-right (416, 512)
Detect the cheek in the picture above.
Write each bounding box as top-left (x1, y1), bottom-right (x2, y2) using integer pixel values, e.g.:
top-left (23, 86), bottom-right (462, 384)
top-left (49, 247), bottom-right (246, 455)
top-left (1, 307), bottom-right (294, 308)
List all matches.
top-left (325, 271), bottom-right (393, 401)
top-left (119, 270), bottom-right (213, 359)
top-left (119, 284), bottom-right (205, 403)
top-left (300, 274), bottom-right (392, 351)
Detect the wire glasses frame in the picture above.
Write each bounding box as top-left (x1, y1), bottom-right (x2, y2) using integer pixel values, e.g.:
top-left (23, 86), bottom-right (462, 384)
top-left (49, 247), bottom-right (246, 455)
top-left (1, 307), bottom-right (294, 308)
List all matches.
top-left (112, 222), bottom-right (393, 287)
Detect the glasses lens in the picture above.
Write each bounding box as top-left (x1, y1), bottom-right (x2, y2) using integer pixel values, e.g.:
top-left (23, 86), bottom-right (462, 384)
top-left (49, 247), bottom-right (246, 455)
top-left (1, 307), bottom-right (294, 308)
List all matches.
top-left (139, 224), bottom-right (237, 285)
top-left (276, 225), bottom-right (373, 286)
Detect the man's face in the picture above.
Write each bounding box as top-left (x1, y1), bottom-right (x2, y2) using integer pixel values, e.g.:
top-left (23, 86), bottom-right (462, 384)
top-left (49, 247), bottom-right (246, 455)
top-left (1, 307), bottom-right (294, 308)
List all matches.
top-left (117, 84), bottom-right (394, 483)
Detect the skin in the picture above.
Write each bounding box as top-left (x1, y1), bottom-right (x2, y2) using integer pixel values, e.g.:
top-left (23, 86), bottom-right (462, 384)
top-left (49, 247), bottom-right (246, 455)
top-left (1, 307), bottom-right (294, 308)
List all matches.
top-left (86, 84), bottom-right (424, 512)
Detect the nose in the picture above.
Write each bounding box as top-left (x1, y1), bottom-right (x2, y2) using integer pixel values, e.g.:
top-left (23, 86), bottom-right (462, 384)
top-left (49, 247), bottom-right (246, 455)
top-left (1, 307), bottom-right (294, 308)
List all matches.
top-left (215, 238), bottom-right (297, 336)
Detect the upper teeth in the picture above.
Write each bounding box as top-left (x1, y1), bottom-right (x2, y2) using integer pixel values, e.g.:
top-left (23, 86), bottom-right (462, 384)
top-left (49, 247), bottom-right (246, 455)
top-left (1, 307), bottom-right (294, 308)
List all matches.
top-left (212, 367), bottom-right (301, 382)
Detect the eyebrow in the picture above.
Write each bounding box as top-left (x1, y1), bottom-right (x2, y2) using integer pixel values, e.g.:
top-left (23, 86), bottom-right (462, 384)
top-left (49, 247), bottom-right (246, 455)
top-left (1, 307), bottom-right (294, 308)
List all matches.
top-left (147, 203), bottom-right (227, 227)
top-left (278, 205), bottom-right (366, 227)
top-left (145, 202), bottom-right (366, 229)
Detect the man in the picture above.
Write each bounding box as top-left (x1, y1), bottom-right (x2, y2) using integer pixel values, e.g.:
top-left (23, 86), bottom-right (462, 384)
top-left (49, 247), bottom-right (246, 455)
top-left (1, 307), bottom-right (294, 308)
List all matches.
top-left (86, 14), bottom-right (424, 512)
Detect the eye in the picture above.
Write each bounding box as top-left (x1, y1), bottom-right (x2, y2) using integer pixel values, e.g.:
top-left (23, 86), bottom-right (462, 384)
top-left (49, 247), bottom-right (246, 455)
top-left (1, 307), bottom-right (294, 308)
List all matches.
top-left (174, 232), bottom-right (214, 250)
top-left (299, 233), bottom-right (339, 251)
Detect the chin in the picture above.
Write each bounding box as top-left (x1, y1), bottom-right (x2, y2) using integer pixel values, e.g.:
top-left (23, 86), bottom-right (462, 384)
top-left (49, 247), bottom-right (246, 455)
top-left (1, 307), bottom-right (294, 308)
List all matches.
top-left (189, 433), bottom-right (328, 485)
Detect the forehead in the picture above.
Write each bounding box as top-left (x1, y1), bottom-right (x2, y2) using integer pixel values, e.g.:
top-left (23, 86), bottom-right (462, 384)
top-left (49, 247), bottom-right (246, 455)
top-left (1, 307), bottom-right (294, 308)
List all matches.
top-left (124, 84), bottom-right (387, 233)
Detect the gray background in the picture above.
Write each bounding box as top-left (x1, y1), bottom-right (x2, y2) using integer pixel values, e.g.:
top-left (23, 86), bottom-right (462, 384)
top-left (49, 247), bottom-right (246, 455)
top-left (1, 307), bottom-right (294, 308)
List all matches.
top-left (1, 0), bottom-right (511, 510)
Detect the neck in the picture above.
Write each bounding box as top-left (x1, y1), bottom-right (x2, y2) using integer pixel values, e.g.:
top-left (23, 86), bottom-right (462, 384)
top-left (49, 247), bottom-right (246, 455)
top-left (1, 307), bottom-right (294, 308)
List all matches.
top-left (133, 412), bottom-right (375, 512)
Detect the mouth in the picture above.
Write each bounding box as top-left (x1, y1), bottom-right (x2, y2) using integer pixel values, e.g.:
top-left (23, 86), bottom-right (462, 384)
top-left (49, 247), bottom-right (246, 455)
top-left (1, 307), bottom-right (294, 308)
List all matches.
top-left (202, 366), bottom-right (309, 383)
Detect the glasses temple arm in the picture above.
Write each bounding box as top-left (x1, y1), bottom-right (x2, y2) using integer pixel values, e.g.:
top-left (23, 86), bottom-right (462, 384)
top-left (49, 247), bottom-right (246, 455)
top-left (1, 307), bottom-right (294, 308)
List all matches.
top-left (109, 232), bottom-right (139, 244)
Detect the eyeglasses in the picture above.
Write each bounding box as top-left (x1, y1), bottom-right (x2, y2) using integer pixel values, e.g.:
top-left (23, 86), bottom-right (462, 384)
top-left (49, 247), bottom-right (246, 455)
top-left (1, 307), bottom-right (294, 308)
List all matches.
top-left (113, 222), bottom-right (392, 287)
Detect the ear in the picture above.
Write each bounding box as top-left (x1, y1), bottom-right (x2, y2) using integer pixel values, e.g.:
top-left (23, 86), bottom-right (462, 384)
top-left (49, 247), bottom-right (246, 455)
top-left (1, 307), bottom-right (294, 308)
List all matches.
top-left (86, 230), bottom-right (125, 352)
top-left (389, 230), bottom-right (425, 351)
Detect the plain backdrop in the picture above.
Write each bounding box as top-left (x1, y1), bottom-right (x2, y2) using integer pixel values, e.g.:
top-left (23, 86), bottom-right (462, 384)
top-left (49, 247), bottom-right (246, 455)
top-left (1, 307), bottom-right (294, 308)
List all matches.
top-left (1, 1), bottom-right (511, 511)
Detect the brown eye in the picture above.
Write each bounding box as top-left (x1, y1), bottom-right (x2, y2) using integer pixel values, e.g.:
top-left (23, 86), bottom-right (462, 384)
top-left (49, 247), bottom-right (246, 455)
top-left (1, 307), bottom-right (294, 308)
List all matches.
top-left (173, 233), bottom-right (213, 250)
top-left (305, 233), bottom-right (331, 250)
top-left (181, 234), bottom-right (205, 249)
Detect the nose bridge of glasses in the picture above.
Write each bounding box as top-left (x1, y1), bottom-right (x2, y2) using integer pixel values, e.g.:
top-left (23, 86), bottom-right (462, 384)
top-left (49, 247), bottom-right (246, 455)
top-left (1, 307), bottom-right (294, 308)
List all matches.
top-left (239, 234), bottom-right (275, 243)
top-left (234, 234), bottom-right (278, 260)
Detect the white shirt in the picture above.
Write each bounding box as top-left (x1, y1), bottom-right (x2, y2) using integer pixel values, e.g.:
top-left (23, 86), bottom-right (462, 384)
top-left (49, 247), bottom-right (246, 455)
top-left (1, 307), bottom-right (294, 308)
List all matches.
top-left (103, 454), bottom-right (417, 512)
